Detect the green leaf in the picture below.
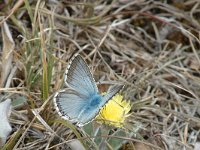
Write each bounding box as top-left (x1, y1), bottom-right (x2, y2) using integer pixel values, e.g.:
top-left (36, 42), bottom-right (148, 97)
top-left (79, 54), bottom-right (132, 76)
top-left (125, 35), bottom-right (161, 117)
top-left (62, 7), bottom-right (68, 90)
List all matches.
top-left (107, 129), bottom-right (127, 150)
top-left (11, 95), bottom-right (27, 108)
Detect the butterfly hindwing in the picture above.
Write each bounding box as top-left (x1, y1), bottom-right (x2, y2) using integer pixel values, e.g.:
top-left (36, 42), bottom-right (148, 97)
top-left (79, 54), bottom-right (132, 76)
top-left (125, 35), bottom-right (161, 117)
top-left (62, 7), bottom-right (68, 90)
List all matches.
top-left (54, 89), bottom-right (88, 122)
top-left (54, 89), bottom-right (103, 126)
top-left (77, 104), bottom-right (101, 126)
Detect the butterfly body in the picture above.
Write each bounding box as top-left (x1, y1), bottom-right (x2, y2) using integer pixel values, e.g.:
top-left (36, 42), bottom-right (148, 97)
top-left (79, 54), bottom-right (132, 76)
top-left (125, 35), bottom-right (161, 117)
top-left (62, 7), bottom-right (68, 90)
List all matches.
top-left (88, 94), bottom-right (102, 107)
top-left (54, 54), bottom-right (123, 126)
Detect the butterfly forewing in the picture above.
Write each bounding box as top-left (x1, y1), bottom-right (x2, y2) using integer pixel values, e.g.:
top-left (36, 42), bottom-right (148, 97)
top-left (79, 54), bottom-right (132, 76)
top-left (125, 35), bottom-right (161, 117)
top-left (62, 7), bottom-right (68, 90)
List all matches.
top-left (100, 85), bottom-right (124, 108)
top-left (65, 55), bottom-right (98, 97)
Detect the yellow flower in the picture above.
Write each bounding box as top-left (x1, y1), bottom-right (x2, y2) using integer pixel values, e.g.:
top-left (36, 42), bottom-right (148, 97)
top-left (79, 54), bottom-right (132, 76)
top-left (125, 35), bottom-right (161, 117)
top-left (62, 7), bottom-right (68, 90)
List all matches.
top-left (96, 94), bottom-right (131, 127)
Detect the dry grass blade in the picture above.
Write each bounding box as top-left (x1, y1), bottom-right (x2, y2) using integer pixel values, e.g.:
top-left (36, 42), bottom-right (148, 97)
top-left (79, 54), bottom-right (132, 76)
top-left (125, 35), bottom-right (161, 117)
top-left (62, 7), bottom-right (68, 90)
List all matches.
top-left (0, 21), bottom-right (15, 88)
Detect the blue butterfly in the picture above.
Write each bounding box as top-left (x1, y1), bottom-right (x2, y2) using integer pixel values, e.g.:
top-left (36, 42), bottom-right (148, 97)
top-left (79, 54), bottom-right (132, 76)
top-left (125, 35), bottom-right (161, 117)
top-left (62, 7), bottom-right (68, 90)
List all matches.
top-left (54, 54), bottom-right (123, 127)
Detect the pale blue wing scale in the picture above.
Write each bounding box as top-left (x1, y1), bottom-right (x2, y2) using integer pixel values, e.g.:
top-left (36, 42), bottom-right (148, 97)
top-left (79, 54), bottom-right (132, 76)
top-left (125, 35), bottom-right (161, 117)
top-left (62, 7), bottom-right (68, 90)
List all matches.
top-left (65, 55), bottom-right (98, 97)
top-left (77, 85), bottom-right (124, 126)
top-left (100, 85), bottom-right (124, 108)
top-left (77, 106), bottom-right (100, 126)
top-left (54, 89), bottom-right (88, 121)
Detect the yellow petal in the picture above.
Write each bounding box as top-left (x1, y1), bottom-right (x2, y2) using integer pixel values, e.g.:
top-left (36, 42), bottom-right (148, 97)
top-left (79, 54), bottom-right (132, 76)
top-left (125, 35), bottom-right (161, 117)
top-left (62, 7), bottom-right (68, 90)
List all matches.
top-left (96, 94), bottom-right (131, 127)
